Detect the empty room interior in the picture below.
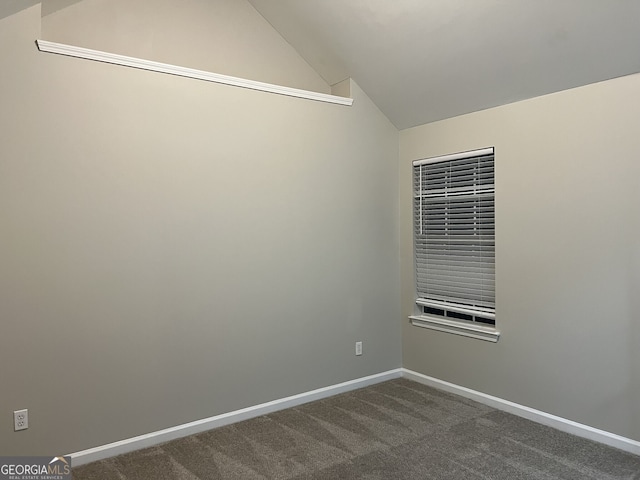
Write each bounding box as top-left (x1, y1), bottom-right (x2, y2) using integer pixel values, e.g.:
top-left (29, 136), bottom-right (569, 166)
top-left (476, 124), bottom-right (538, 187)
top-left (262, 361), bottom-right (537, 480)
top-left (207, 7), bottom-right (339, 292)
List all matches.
top-left (1, 0), bottom-right (640, 477)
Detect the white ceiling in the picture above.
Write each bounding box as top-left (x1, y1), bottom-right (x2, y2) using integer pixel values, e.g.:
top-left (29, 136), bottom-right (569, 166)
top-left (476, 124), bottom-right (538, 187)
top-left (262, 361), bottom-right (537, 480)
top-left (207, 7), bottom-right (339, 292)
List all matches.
top-left (249, 0), bottom-right (640, 129)
top-left (4, 1), bottom-right (640, 129)
top-left (0, 0), bottom-right (37, 19)
top-left (0, 0), bottom-right (83, 19)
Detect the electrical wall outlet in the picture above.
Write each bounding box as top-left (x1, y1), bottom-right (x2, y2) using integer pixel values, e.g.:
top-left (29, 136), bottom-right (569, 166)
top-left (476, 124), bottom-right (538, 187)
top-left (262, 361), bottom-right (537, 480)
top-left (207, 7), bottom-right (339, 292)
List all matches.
top-left (14, 409), bottom-right (28, 431)
top-left (355, 341), bottom-right (363, 356)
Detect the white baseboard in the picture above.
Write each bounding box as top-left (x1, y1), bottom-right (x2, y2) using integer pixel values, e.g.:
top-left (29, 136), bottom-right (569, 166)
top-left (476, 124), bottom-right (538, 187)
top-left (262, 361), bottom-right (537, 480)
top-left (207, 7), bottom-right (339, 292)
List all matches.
top-left (402, 368), bottom-right (640, 456)
top-left (69, 367), bottom-right (640, 466)
top-left (69, 369), bottom-right (403, 466)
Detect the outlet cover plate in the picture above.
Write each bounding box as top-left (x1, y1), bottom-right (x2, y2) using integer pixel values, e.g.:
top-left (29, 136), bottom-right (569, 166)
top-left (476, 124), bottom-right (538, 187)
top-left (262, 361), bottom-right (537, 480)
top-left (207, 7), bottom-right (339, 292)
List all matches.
top-left (14, 409), bottom-right (28, 431)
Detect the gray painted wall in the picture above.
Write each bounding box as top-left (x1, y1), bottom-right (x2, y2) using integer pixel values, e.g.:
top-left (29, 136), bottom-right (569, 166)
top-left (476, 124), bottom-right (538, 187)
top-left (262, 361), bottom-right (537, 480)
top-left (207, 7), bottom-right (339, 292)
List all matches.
top-left (400, 73), bottom-right (640, 441)
top-left (0, 4), bottom-right (401, 456)
top-left (3, 0), bottom-right (639, 459)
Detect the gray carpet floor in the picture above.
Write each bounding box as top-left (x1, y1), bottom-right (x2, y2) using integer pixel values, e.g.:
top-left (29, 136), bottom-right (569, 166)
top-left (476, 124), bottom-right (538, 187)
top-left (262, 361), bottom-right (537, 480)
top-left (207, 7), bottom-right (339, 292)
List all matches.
top-left (73, 378), bottom-right (640, 479)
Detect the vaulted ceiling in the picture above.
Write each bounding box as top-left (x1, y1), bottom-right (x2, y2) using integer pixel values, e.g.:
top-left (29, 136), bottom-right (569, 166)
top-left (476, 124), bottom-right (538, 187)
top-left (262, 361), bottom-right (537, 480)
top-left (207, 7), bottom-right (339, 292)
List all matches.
top-left (4, 0), bottom-right (640, 129)
top-left (0, 0), bottom-right (82, 18)
top-left (248, 0), bottom-right (640, 129)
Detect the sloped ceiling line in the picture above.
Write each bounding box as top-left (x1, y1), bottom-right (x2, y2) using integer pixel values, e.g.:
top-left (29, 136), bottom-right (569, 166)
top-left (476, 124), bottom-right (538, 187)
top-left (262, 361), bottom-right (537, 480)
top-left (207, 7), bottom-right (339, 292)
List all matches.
top-left (248, 0), bottom-right (640, 129)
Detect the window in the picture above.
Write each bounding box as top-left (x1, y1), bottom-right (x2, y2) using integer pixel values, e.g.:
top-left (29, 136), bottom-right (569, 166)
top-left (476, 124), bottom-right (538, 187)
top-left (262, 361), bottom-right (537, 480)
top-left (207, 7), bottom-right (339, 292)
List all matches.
top-left (409, 147), bottom-right (499, 342)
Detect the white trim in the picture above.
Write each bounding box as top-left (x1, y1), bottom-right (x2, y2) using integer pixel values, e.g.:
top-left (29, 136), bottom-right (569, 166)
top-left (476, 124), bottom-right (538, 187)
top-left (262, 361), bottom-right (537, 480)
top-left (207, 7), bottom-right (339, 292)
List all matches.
top-left (402, 369), bottom-right (640, 456)
top-left (66, 367), bottom-right (640, 466)
top-left (413, 147), bottom-right (494, 166)
top-left (409, 315), bottom-right (500, 342)
top-left (35, 40), bottom-right (354, 107)
top-left (67, 369), bottom-right (402, 466)
top-left (416, 298), bottom-right (495, 320)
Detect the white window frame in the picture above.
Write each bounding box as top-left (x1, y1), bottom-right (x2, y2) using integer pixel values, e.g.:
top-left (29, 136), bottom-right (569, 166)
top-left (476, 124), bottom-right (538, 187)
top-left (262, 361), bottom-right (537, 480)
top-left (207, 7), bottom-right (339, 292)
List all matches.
top-left (409, 147), bottom-right (500, 342)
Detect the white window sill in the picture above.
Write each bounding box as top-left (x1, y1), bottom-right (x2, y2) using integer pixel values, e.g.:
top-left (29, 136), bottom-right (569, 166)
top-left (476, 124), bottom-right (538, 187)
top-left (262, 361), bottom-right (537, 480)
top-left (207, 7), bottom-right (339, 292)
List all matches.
top-left (409, 315), bottom-right (500, 343)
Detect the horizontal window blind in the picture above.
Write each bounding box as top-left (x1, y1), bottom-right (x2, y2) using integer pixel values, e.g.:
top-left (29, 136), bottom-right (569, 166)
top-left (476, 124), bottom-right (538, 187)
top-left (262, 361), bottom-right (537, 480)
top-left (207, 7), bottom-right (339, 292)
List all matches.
top-left (413, 148), bottom-right (495, 322)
